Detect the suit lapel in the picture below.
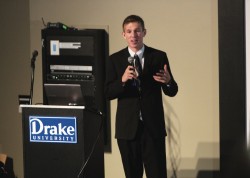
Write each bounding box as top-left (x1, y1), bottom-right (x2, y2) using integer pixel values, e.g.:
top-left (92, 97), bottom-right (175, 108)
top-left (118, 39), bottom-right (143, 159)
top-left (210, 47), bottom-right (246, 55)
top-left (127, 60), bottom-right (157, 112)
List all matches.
top-left (142, 45), bottom-right (152, 74)
top-left (120, 48), bottom-right (131, 68)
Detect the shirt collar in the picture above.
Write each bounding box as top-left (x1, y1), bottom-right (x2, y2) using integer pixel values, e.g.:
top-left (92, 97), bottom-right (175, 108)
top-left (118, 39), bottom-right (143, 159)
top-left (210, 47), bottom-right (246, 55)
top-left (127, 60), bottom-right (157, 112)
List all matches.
top-left (128, 45), bottom-right (145, 59)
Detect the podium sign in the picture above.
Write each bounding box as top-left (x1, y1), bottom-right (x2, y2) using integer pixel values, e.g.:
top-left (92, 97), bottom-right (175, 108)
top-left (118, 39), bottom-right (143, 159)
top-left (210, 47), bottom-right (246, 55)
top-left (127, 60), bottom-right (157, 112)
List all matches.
top-left (29, 116), bottom-right (77, 144)
top-left (20, 105), bottom-right (104, 178)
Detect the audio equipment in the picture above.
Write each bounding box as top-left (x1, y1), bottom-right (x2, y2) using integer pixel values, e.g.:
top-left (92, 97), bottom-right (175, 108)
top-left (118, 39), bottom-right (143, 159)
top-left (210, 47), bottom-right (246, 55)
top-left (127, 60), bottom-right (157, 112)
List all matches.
top-left (41, 28), bottom-right (111, 151)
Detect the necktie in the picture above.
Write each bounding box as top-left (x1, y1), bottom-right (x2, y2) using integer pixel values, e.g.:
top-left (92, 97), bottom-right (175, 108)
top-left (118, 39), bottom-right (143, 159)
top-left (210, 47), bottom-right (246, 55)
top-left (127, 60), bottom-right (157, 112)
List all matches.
top-left (134, 54), bottom-right (142, 76)
top-left (134, 54), bottom-right (142, 92)
top-left (134, 55), bottom-right (142, 119)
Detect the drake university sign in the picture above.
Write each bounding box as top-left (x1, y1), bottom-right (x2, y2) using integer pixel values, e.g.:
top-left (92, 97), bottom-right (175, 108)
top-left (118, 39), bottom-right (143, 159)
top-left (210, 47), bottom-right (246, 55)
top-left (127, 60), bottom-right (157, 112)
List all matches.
top-left (29, 116), bottom-right (77, 143)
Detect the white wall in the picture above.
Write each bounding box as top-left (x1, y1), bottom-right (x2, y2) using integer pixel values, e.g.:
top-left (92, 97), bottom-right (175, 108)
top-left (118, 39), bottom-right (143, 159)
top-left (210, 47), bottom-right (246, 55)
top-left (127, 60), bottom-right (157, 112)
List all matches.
top-left (0, 0), bottom-right (30, 177)
top-left (0, 0), bottom-right (219, 178)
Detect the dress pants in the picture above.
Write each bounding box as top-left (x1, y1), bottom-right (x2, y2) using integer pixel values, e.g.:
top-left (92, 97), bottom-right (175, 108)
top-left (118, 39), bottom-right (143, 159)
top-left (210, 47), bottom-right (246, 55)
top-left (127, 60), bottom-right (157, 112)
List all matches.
top-left (117, 121), bottom-right (167, 178)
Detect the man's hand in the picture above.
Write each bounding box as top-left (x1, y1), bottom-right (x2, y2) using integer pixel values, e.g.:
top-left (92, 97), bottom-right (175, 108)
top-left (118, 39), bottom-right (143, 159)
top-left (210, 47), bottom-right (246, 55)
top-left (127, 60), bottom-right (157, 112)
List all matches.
top-left (153, 64), bottom-right (171, 84)
top-left (122, 66), bottom-right (136, 83)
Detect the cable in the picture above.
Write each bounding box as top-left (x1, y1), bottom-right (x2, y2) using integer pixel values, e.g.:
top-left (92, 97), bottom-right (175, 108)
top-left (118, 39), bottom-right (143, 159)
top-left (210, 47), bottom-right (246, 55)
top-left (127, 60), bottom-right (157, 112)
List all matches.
top-left (77, 109), bottom-right (104, 178)
top-left (29, 61), bottom-right (35, 105)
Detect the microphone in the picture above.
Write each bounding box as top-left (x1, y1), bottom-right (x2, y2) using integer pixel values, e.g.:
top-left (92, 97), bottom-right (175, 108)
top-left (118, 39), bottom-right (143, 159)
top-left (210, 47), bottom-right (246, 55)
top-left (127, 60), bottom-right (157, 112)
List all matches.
top-left (30, 50), bottom-right (38, 104)
top-left (128, 56), bottom-right (134, 66)
top-left (31, 50), bottom-right (38, 62)
top-left (128, 56), bottom-right (137, 86)
top-left (31, 50), bottom-right (38, 68)
top-left (31, 50), bottom-right (38, 61)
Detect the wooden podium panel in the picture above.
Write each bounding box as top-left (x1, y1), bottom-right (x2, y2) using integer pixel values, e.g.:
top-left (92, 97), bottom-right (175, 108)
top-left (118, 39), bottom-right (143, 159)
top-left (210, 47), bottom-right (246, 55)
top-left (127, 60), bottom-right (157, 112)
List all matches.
top-left (20, 105), bottom-right (104, 178)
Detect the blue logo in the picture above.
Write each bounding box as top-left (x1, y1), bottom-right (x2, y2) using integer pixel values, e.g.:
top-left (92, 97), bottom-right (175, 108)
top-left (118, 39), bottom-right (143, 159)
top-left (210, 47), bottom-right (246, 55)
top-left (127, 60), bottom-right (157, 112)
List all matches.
top-left (29, 116), bottom-right (77, 144)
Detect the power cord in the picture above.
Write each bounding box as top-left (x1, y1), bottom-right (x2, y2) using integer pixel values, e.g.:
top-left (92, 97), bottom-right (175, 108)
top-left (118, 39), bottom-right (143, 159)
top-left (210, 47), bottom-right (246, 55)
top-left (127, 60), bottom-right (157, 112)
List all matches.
top-left (77, 108), bottom-right (104, 178)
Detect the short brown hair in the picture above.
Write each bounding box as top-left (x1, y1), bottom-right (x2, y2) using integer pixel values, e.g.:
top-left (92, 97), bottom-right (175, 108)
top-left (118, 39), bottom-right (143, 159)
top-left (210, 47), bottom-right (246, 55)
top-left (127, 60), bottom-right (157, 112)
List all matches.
top-left (122, 15), bottom-right (145, 31)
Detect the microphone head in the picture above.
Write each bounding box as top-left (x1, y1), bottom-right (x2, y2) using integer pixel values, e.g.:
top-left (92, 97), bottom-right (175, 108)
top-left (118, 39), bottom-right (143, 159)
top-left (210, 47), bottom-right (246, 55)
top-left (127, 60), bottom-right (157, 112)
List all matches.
top-left (128, 56), bottom-right (134, 64)
top-left (31, 50), bottom-right (38, 64)
top-left (32, 50), bottom-right (38, 58)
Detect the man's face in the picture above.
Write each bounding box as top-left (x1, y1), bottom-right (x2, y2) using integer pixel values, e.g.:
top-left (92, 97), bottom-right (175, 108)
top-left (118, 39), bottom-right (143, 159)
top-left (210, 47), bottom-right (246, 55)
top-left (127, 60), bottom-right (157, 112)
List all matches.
top-left (122, 22), bottom-right (146, 52)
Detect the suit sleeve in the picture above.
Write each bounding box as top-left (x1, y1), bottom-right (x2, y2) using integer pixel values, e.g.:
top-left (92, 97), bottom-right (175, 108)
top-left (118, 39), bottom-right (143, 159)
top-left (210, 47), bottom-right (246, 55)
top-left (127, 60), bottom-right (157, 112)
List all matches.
top-left (104, 55), bottom-right (125, 100)
top-left (161, 53), bottom-right (178, 97)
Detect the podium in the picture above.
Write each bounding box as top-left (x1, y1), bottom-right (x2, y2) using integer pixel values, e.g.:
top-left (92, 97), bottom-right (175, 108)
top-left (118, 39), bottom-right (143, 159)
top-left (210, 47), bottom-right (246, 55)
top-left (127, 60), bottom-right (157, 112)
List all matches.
top-left (20, 105), bottom-right (104, 178)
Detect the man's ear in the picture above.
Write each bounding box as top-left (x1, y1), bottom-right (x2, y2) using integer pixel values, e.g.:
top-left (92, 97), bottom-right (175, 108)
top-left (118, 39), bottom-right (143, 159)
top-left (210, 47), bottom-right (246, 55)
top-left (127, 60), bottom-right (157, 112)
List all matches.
top-left (143, 29), bottom-right (147, 37)
top-left (122, 32), bottom-right (126, 39)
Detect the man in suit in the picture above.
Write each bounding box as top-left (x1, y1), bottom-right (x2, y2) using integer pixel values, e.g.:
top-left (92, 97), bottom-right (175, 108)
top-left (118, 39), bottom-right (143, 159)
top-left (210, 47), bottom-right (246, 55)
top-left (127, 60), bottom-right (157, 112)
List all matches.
top-left (105, 15), bottom-right (178, 178)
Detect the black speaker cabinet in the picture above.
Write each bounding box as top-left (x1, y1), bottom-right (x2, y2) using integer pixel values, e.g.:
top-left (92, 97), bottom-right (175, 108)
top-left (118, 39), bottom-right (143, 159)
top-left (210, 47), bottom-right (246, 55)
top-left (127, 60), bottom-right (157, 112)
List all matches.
top-left (41, 28), bottom-right (111, 152)
top-left (41, 28), bottom-right (108, 108)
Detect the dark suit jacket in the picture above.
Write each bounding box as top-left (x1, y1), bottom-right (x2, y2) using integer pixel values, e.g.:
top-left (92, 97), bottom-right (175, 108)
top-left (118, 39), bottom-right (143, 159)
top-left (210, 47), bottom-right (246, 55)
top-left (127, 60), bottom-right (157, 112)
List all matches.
top-left (0, 157), bottom-right (15, 178)
top-left (105, 45), bottom-right (178, 140)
